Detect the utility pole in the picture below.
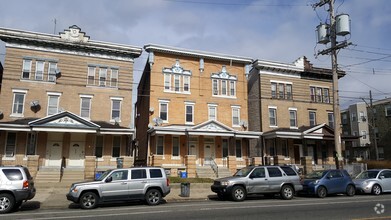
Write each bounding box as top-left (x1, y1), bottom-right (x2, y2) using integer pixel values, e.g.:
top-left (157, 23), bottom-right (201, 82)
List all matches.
top-left (369, 90), bottom-right (379, 160)
top-left (314, 0), bottom-right (352, 169)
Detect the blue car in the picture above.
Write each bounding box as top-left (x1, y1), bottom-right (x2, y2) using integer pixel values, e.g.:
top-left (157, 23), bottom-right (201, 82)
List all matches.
top-left (300, 169), bottom-right (356, 198)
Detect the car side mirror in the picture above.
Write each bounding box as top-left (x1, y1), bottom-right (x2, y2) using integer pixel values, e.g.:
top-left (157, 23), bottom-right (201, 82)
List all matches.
top-left (105, 176), bottom-right (113, 183)
top-left (380, 176), bottom-right (385, 179)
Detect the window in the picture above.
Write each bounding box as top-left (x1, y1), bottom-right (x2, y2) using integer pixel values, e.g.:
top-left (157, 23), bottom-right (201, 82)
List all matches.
top-left (282, 139), bottom-right (288, 156)
top-left (80, 97), bottom-right (92, 118)
top-left (112, 136), bottom-right (121, 157)
top-left (164, 73), bottom-right (171, 91)
top-left (351, 112), bottom-right (357, 122)
top-left (280, 167), bottom-right (297, 176)
top-left (328, 112), bottom-right (334, 128)
top-left (361, 131), bottom-right (367, 140)
top-left (174, 75), bottom-right (180, 92)
top-left (230, 81), bottom-right (236, 96)
top-left (150, 169), bottom-right (163, 178)
top-left (111, 98), bottom-right (121, 121)
top-left (309, 111), bottom-right (316, 126)
top-left (3, 169), bottom-right (23, 181)
top-left (159, 101), bottom-right (169, 122)
top-left (269, 107), bottom-right (277, 127)
top-left (236, 140), bottom-right (242, 158)
top-left (99, 68), bottom-right (107, 87)
top-left (156, 136), bottom-right (164, 155)
top-left (212, 79), bottom-right (219, 95)
top-left (35, 61), bottom-right (44, 81)
top-left (26, 132), bottom-right (37, 155)
top-left (48, 95), bottom-right (60, 116)
top-left (278, 83), bottom-right (285, 99)
top-left (271, 83), bottom-right (277, 98)
top-left (5, 132), bottom-right (16, 157)
top-left (232, 107), bottom-right (240, 126)
top-left (12, 91), bottom-right (26, 116)
top-left (310, 87), bottom-right (316, 102)
top-left (185, 103), bottom-right (194, 124)
top-left (111, 170), bottom-right (128, 181)
top-left (87, 67), bottom-right (95, 85)
top-left (183, 76), bottom-right (190, 92)
top-left (342, 113), bottom-right (347, 124)
top-left (221, 80), bottom-right (227, 95)
top-left (289, 109), bottom-right (297, 127)
top-left (222, 139), bottom-right (228, 158)
top-left (48, 62), bottom-right (57, 82)
top-left (95, 136), bottom-right (103, 158)
top-left (172, 137), bottom-right (180, 157)
top-left (211, 66), bottom-right (237, 98)
top-left (286, 84), bottom-right (293, 100)
top-left (110, 69), bottom-right (118, 87)
top-left (324, 88), bottom-right (330, 103)
top-left (267, 167), bottom-right (282, 177)
top-left (251, 168), bottom-right (266, 178)
top-left (316, 87), bottom-right (322, 102)
top-left (22, 59), bottom-right (32, 79)
top-left (386, 105), bottom-right (391, 117)
top-left (208, 105), bottom-right (217, 121)
top-left (131, 169), bottom-right (146, 179)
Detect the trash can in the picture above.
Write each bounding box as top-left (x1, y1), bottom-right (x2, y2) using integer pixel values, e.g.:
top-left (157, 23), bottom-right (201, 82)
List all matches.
top-left (116, 157), bottom-right (124, 168)
top-left (180, 182), bottom-right (190, 197)
top-left (95, 171), bottom-right (104, 180)
top-left (180, 171), bottom-right (187, 178)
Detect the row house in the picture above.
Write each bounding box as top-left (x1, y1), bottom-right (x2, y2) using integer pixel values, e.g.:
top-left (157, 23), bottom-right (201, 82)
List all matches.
top-left (135, 44), bottom-right (261, 177)
top-left (341, 103), bottom-right (371, 161)
top-left (248, 57), bottom-right (350, 166)
top-left (0, 26), bottom-right (142, 179)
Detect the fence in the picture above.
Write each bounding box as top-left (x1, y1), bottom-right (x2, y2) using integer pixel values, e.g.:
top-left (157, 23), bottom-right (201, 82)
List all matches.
top-left (312, 163), bottom-right (367, 177)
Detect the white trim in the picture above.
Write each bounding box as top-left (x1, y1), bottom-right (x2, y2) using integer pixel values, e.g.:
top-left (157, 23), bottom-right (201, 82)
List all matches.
top-left (270, 79), bottom-right (293, 84)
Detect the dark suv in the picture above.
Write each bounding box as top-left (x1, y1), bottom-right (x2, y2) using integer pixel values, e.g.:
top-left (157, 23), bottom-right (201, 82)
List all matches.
top-left (211, 165), bottom-right (302, 201)
top-left (0, 166), bottom-right (36, 214)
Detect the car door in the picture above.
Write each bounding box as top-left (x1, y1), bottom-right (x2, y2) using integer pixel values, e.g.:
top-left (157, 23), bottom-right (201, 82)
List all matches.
top-left (266, 167), bottom-right (284, 193)
top-left (325, 170), bottom-right (345, 193)
top-left (100, 170), bottom-right (129, 201)
top-left (247, 167), bottom-right (269, 193)
top-left (379, 170), bottom-right (391, 192)
top-left (128, 169), bottom-right (148, 199)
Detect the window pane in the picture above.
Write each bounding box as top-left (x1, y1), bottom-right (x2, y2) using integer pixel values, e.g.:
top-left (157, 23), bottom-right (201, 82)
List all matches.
top-left (173, 137), bottom-right (179, 157)
top-left (48, 96), bottom-right (59, 115)
top-left (221, 80), bottom-right (227, 95)
top-left (164, 74), bottom-right (171, 90)
top-left (150, 169), bottom-right (163, 178)
top-left (13, 93), bottom-right (25, 114)
top-left (290, 110), bottom-right (297, 127)
top-left (88, 67), bottom-right (95, 85)
top-left (111, 100), bottom-right (121, 119)
top-left (271, 83), bottom-right (277, 98)
top-left (184, 76), bottom-right (190, 92)
top-left (26, 133), bottom-right (37, 155)
top-left (81, 98), bottom-right (91, 118)
top-left (111, 69), bottom-right (118, 87)
top-left (209, 106), bottom-right (216, 120)
top-left (112, 136), bottom-right (121, 157)
top-left (222, 139), bottom-right (228, 158)
top-left (99, 68), bottom-right (107, 87)
top-left (186, 105), bottom-right (193, 123)
top-left (236, 140), bottom-right (242, 158)
top-left (48, 62), bottom-right (57, 82)
top-left (160, 103), bottom-right (167, 121)
top-left (212, 79), bottom-right (218, 95)
top-left (174, 75), bottom-right (180, 92)
top-left (35, 61), bottom-right (44, 80)
top-left (157, 136), bottom-right (164, 155)
top-left (278, 84), bottom-right (285, 99)
top-left (269, 108), bottom-right (276, 126)
top-left (6, 133), bottom-right (16, 157)
top-left (286, 84), bottom-right (292, 100)
top-left (230, 81), bottom-right (235, 96)
top-left (310, 87), bottom-right (316, 102)
top-left (316, 87), bottom-right (322, 102)
top-left (22, 60), bottom-right (31, 79)
top-left (232, 108), bottom-right (240, 126)
top-left (95, 136), bottom-right (103, 158)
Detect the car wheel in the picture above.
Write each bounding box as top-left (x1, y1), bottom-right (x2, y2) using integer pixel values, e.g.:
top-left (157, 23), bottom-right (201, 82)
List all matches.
top-left (231, 186), bottom-right (246, 202)
top-left (346, 184), bottom-right (355, 197)
top-left (145, 189), bottom-right (162, 206)
top-left (0, 193), bottom-right (15, 214)
top-left (372, 184), bottom-right (382, 195)
top-left (79, 192), bottom-right (99, 209)
top-left (280, 185), bottom-right (294, 200)
top-left (317, 186), bottom-right (327, 198)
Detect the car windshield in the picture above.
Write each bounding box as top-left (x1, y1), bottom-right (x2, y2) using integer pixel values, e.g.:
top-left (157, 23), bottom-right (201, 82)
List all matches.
top-left (234, 167), bottom-right (253, 177)
top-left (355, 170), bottom-right (379, 179)
top-left (305, 170), bottom-right (327, 179)
top-left (96, 170), bottom-right (112, 181)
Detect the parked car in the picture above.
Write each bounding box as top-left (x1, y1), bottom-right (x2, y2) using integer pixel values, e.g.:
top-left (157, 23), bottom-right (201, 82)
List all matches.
top-left (66, 167), bottom-right (170, 209)
top-left (0, 166), bottom-right (36, 214)
top-left (300, 169), bottom-right (355, 198)
top-left (211, 165), bottom-right (303, 201)
top-left (354, 169), bottom-right (391, 195)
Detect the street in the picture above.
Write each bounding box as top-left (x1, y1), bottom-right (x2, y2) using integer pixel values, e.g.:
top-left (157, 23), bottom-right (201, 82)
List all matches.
top-left (2, 194), bottom-right (391, 220)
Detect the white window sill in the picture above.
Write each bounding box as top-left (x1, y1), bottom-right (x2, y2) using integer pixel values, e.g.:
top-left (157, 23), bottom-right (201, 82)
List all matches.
top-left (10, 114), bottom-right (24, 118)
top-left (2, 156), bottom-right (15, 161)
top-left (95, 158), bottom-right (104, 162)
top-left (171, 156), bottom-right (181, 160)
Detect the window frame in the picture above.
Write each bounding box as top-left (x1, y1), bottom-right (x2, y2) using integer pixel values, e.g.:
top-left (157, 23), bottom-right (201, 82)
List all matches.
top-left (235, 139), bottom-right (242, 158)
top-left (159, 100), bottom-right (169, 123)
top-left (208, 104), bottom-right (217, 121)
top-left (5, 132), bottom-right (17, 157)
top-left (328, 112), bottom-right (335, 128)
top-left (47, 93), bottom-right (61, 116)
top-left (111, 98), bottom-right (122, 122)
top-left (22, 59), bottom-right (32, 79)
top-left (87, 66), bottom-right (96, 85)
top-left (99, 68), bottom-right (107, 87)
top-left (95, 136), bottom-right (104, 158)
top-left (172, 136), bottom-right (180, 157)
top-left (112, 136), bottom-right (121, 158)
top-left (80, 95), bottom-right (92, 119)
top-left (156, 136), bottom-right (164, 155)
top-left (26, 132), bottom-right (37, 156)
top-left (48, 62), bottom-right (57, 82)
top-left (232, 106), bottom-right (241, 127)
top-left (269, 107), bottom-right (277, 127)
top-left (12, 90), bottom-right (27, 117)
top-left (289, 109), bottom-right (297, 128)
top-left (110, 69), bottom-right (118, 88)
top-left (185, 103), bottom-right (194, 124)
top-left (309, 111), bottom-right (317, 126)
top-left (35, 60), bottom-right (45, 81)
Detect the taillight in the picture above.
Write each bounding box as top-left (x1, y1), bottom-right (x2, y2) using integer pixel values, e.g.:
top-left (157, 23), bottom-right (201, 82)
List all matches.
top-left (166, 178), bottom-right (170, 187)
top-left (23, 180), bottom-right (29, 189)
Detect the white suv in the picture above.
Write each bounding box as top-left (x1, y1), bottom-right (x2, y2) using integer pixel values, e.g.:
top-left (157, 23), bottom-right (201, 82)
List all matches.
top-left (0, 166), bottom-right (36, 214)
top-left (66, 167), bottom-right (170, 209)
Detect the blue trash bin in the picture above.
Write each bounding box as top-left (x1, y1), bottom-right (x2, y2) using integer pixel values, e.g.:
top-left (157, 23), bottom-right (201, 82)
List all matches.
top-left (180, 171), bottom-right (187, 178)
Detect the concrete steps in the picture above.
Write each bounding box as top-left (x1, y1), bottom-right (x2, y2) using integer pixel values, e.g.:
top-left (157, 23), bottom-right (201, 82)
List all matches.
top-left (196, 166), bottom-right (216, 179)
top-left (216, 167), bottom-right (232, 178)
top-left (35, 168), bottom-right (61, 183)
top-left (61, 169), bottom-right (85, 184)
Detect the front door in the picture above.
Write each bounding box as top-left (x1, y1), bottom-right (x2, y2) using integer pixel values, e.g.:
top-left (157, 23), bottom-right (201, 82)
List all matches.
top-left (204, 144), bottom-right (215, 165)
top-left (189, 142), bottom-right (199, 164)
top-left (69, 142), bottom-right (85, 167)
top-left (46, 141), bottom-right (62, 167)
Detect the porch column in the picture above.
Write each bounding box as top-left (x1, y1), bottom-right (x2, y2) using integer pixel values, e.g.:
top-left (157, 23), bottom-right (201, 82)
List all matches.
top-left (251, 157), bottom-right (262, 166)
top-left (27, 155), bottom-right (39, 178)
top-left (85, 156), bottom-right (96, 180)
top-left (301, 156), bottom-right (313, 175)
top-left (227, 156), bottom-right (237, 175)
top-left (185, 155), bottom-right (196, 178)
top-left (123, 156), bottom-right (134, 167)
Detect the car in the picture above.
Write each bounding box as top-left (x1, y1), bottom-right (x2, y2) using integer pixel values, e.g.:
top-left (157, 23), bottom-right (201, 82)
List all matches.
top-left (353, 169), bottom-right (391, 195)
top-left (0, 166), bottom-right (36, 214)
top-left (210, 165), bottom-right (303, 201)
top-left (300, 169), bottom-right (355, 198)
top-left (66, 167), bottom-right (170, 209)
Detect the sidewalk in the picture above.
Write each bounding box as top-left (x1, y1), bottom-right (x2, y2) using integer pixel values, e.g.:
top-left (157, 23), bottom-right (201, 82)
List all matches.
top-left (26, 182), bottom-right (215, 209)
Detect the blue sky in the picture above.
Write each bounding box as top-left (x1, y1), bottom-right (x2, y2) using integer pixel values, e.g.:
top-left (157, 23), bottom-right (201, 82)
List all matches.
top-left (0, 0), bottom-right (390, 109)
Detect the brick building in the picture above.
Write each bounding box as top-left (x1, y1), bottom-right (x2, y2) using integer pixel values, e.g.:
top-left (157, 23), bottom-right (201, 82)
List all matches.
top-left (0, 26), bottom-right (141, 179)
top-left (135, 44), bottom-right (261, 177)
top-left (248, 57), bottom-right (348, 166)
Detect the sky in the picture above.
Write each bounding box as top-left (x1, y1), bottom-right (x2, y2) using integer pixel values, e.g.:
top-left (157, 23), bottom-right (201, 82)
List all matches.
top-left (0, 0), bottom-right (390, 109)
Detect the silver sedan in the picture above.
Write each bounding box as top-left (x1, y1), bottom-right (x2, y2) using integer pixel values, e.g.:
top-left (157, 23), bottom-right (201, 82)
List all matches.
top-left (353, 169), bottom-right (391, 195)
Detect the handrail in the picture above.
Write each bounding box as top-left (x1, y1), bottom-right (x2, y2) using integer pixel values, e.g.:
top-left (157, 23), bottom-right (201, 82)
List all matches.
top-left (209, 157), bottom-right (219, 178)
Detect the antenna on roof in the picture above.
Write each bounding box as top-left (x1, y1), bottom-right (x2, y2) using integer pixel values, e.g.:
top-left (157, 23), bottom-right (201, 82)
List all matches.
top-left (53, 18), bottom-right (57, 34)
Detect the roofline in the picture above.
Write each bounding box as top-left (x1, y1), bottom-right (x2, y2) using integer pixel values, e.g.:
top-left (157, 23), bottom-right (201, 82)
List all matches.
top-left (252, 58), bottom-right (304, 72)
top-left (144, 44), bottom-right (252, 64)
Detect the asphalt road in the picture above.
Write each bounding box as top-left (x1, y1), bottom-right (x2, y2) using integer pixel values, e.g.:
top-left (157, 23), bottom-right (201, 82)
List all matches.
top-left (3, 194), bottom-right (391, 220)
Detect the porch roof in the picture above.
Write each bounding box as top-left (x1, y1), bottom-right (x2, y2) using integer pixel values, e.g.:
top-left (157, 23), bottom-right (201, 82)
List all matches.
top-left (148, 120), bottom-right (262, 139)
top-left (0, 111), bottom-right (134, 135)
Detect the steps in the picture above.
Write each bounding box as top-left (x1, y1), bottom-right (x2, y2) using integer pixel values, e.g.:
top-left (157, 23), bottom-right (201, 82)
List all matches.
top-left (216, 166), bottom-right (232, 178)
top-left (61, 168), bottom-right (85, 184)
top-left (35, 167), bottom-right (61, 183)
top-left (196, 166), bottom-right (233, 179)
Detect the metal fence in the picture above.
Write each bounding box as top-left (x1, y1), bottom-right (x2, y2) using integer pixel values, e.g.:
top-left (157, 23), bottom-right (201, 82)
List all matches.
top-left (312, 163), bottom-right (367, 177)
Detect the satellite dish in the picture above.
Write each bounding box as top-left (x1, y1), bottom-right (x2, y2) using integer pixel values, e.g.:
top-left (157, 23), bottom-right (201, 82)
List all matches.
top-left (148, 123), bottom-right (153, 129)
top-left (114, 117), bottom-right (120, 125)
top-left (149, 107), bottom-right (154, 115)
top-left (30, 100), bottom-right (40, 107)
top-left (240, 120), bottom-right (248, 129)
top-left (55, 68), bottom-right (61, 78)
top-left (153, 117), bottom-right (163, 126)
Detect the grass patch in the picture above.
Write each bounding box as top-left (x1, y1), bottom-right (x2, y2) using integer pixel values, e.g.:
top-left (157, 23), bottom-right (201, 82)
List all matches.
top-left (169, 176), bottom-right (214, 183)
